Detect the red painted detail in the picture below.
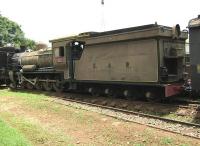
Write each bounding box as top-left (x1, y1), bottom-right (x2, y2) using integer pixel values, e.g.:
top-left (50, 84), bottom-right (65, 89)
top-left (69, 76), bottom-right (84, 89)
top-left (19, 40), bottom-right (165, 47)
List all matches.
top-left (55, 57), bottom-right (64, 63)
top-left (165, 84), bottom-right (183, 97)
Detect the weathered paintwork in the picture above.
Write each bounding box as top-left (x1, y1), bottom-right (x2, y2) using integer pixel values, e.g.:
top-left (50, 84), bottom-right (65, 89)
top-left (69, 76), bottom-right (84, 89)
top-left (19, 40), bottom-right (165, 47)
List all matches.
top-left (188, 15), bottom-right (200, 91)
top-left (50, 24), bottom-right (187, 84)
top-left (74, 39), bottom-right (158, 82)
top-left (20, 49), bottom-right (53, 69)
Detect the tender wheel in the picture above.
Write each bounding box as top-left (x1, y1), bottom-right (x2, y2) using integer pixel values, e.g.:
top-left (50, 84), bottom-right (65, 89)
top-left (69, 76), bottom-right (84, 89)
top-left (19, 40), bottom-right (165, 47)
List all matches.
top-left (123, 90), bottom-right (132, 99)
top-left (104, 88), bottom-right (116, 97)
top-left (88, 87), bottom-right (100, 97)
top-left (52, 81), bottom-right (63, 92)
top-left (43, 82), bottom-right (53, 91)
top-left (145, 91), bottom-right (158, 102)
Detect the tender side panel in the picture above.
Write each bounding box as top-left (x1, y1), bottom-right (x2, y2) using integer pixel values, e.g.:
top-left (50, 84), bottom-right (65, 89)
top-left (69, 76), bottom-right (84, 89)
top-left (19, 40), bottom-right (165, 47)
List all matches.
top-left (74, 39), bottom-right (158, 82)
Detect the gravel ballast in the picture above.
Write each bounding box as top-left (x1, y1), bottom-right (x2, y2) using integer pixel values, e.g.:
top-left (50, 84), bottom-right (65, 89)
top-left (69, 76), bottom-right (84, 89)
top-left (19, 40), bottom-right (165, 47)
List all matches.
top-left (49, 97), bottom-right (200, 139)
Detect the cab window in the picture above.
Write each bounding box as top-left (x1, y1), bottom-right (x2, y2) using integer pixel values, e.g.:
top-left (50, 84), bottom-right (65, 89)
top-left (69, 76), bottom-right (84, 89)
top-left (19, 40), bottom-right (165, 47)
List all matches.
top-left (55, 46), bottom-right (64, 57)
top-left (59, 46), bottom-right (64, 57)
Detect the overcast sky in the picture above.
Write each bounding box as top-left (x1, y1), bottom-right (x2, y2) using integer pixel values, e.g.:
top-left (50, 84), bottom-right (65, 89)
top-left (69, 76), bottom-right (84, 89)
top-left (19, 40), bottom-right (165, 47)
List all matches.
top-left (0, 0), bottom-right (199, 45)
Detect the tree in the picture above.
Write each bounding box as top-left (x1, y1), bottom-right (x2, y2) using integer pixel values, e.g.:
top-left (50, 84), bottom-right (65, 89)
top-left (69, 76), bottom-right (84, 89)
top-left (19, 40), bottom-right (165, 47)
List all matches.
top-left (35, 42), bottom-right (48, 50)
top-left (0, 15), bottom-right (36, 49)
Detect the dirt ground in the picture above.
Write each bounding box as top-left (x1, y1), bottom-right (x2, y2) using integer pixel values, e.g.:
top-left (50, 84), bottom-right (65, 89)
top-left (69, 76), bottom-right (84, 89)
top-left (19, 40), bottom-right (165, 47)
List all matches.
top-left (0, 89), bottom-right (200, 146)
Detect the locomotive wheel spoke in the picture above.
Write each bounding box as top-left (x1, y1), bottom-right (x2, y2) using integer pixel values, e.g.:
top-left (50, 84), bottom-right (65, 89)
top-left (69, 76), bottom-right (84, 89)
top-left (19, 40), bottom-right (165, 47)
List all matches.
top-left (35, 82), bottom-right (42, 90)
top-left (26, 83), bottom-right (34, 90)
top-left (43, 82), bottom-right (53, 91)
top-left (20, 82), bottom-right (27, 89)
top-left (52, 81), bottom-right (63, 92)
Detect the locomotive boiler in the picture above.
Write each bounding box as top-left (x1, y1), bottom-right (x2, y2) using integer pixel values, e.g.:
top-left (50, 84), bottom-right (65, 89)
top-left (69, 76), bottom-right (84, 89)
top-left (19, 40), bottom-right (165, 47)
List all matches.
top-left (20, 49), bottom-right (53, 72)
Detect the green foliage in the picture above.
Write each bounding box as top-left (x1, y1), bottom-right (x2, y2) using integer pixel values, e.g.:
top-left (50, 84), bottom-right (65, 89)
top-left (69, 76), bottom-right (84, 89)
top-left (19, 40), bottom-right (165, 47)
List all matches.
top-left (0, 15), bottom-right (35, 49)
top-left (0, 118), bottom-right (31, 146)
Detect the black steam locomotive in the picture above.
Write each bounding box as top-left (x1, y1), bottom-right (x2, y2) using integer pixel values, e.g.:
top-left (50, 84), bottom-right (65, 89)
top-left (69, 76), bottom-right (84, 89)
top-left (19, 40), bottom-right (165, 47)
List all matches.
top-left (0, 47), bottom-right (22, 85)
top-left (0, 15), bottom-right (199, 100)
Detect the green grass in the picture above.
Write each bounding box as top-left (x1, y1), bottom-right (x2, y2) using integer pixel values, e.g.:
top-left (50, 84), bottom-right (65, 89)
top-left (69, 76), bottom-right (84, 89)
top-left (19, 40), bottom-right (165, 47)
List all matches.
top-left (134, 144), bottom-right (145, 146)
top-left (0, 89), bottom-right (198, 146)
top-left (0, 89), bottom-right (57, 111)
top-left (0, 89), bottom-right (47, 100)
top-left (0, 118), bottom-right (31, 146)
top-left (0, 89), bottom-right (78, 146)
top-left (0, 89), bottom-right (75, 146)
top-left (0, 112), bottom-right (74, 146)
top-left (161, 137), bottom-right (173, 145)
top-left (0, 89), bottom-right (95, 124)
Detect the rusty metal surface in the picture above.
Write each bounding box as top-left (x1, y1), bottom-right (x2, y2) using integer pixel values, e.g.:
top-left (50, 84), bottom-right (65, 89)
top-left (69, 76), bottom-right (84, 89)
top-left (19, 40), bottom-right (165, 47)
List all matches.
top-left (21, 49), bottom-right (53, 68)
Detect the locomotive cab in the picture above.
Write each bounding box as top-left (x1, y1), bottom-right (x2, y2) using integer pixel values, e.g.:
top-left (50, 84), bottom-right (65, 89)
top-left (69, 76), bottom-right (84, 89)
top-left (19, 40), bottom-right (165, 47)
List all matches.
top-left (52, 40), bottom-right (85, 80)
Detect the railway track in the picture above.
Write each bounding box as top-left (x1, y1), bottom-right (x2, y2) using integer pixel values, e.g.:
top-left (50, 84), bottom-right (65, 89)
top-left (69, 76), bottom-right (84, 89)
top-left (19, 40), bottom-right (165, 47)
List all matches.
top-left (7, 86), bottom-right (200, 109)
top-left (10, 87), bottom-right (200, 115)
top-left (60, 97), bottom-right (200, 126)
top-left (59, 92), bottom-right (200, 116)
top-left (50, 95), bottom-right (200, 140)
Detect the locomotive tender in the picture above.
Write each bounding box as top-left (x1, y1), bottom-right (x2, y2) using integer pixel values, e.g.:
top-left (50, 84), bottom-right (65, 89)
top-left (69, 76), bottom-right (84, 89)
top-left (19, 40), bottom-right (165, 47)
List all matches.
top-left (8, 23), bottom-right (188, 99)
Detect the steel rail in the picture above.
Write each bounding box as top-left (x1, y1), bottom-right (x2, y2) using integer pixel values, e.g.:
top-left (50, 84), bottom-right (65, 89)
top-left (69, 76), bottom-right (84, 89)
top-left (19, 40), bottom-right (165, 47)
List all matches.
top-left (58, 97), bottom-right (200, 128)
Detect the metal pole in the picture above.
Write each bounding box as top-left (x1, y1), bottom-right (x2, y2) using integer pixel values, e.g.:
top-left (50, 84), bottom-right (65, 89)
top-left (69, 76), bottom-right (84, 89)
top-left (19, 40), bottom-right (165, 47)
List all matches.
top-left (101, 0), bottom-right (105, 31)
top-left (101, 0), bottom-right (104, 5)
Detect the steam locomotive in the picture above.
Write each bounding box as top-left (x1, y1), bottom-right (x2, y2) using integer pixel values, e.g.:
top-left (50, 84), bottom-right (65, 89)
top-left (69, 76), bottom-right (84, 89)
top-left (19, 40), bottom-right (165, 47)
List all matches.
top-left (0, 47), bottom-right (24, 85)
top-left (0, 15), bottom-right (200, 100)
